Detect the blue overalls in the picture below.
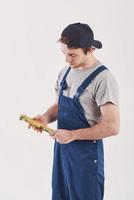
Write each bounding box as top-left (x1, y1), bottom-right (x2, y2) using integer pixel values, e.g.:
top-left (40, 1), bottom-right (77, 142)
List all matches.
top-left (52, 66), bottom-right (108, 200)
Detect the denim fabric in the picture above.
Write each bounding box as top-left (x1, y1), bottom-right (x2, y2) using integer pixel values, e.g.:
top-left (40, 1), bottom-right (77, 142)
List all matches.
top-left (52, 66), bottom-right (107, 200)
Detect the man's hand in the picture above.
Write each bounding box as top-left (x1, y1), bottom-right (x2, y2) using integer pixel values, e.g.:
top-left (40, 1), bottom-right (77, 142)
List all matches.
top-left (28, 114), bottom-right (48, 133)
top-left (50, 129), bottom-right (75, 144)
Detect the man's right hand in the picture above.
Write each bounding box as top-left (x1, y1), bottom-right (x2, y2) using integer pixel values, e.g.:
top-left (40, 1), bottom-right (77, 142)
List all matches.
top-left (28, 114), bottom-right (48, 133)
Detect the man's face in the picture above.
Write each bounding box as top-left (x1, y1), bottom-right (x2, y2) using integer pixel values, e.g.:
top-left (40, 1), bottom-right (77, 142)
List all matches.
top-left (60, 43), bottom-right (88, 69)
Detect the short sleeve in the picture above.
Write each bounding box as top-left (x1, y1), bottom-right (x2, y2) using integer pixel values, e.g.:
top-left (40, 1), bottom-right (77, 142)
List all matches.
top-left (54, 66), bottom-right (69, 96)
top-left (94, 71), bottom-right (119, 106)
top-left (55, 80), bottom-right (60, 96)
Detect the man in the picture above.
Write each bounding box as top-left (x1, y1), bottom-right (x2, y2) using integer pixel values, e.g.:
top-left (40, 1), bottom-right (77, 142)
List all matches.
top-left (30, 22), bottom-right (120, 200)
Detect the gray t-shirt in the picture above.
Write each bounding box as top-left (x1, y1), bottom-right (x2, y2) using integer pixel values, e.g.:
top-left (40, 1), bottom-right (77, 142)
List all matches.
top-left (55, 60), bottom-right (119, 126)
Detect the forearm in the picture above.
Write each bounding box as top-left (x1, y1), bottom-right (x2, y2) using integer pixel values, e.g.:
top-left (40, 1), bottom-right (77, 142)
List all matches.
top-left (72, 121), bottom-right (119, 140)
top-left (42, 104), bottom-right (58, 124)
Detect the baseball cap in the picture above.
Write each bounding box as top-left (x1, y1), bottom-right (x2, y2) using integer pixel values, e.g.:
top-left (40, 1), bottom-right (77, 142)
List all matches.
top-left (61, 22), bottom-right (102, 49)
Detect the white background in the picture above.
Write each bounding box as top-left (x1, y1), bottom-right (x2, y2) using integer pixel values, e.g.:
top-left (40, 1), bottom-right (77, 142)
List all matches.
top-left (0, 0), bottom-right (133, 199)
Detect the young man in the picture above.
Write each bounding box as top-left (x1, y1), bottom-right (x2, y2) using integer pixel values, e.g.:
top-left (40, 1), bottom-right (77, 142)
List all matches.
top-left (30, 22), bottom-right (120, 200)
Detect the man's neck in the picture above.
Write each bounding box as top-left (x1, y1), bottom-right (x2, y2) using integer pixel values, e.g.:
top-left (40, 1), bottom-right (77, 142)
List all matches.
top-left (79, 54), bottom-right (99, 70)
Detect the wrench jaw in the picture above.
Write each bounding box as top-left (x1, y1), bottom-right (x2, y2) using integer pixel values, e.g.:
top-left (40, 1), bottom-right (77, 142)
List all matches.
top-left (19, 115), bottom-right (24, 121)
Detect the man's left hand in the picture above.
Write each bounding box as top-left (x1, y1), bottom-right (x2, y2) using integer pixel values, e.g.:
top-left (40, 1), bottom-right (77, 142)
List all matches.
top-left (50, 129), bottom-right (75, 144)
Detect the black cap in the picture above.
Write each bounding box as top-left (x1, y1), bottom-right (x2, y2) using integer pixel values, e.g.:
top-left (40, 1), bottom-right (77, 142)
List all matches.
top-left (61, 22), bottom-right (102, 49)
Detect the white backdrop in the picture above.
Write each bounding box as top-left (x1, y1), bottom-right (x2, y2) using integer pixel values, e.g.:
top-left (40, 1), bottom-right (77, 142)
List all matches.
top-left (0, 0), bottom-right (133, 199)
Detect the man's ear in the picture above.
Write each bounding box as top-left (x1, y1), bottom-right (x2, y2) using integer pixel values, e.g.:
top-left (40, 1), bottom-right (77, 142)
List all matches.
top-left (87, 48), bottom-right (95, 54)
top-left (89, 48), bottom-right (95, 52)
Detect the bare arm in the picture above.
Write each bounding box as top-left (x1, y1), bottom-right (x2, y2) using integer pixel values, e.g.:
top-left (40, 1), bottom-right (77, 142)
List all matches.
top-left (72, 102), bottom-right (120, 140)
top-left (29, 96), bottom-right (58, 132)
top-left (42, 96), bottom-right (58, 124)
top-left (51, 102), bottom-right (120, 143)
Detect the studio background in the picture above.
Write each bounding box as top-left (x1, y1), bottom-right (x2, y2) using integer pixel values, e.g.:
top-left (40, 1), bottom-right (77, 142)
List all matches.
top-left (0, 0), bottom-right (133, 199)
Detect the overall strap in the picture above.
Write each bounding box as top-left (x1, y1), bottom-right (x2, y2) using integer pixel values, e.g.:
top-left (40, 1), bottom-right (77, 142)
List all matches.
top-left (74, 65), bottom-right (108, 99)
top-left (60, 66), bottom-right (71, 93)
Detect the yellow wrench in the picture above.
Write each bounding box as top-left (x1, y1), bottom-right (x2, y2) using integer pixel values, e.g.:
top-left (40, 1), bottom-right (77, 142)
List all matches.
top-left (20, 114), bottom-right (54, 134)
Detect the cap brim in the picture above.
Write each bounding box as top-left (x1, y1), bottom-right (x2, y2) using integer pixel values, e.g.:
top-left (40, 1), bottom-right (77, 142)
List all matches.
top-left (92, 40), bottom-right (102, 49)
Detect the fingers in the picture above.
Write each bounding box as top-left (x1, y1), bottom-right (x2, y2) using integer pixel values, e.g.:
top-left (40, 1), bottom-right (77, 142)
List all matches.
top-left (27, 114), bottom-right (45, 133)
top-left (49, 131), bottom-right (55, 136)
top-left (33, 127), bottom-right (43, 133)
top-left (49, 131), bottom-right (57, 140)
top-left (27, 124), bottom-right (43, 133)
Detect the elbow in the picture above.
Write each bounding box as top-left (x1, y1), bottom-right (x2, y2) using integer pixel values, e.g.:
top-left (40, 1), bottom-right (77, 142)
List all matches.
top-left (104, 121), bottom-right (120, 136)
top-left (110, 125), bottom-right (120, 136)
top-left (112, 128), bottom-right (119, 136)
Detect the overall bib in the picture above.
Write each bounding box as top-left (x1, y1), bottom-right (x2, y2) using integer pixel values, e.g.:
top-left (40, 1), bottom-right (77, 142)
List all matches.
top-left (52, 66), bottom-right (108, 200)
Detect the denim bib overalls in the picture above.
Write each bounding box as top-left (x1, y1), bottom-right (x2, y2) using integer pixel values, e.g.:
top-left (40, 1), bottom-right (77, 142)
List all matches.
top-left (52, 66), bottom-right (108, 200)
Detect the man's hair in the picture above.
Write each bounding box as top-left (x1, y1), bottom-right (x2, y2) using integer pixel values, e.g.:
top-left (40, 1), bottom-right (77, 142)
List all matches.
top-left (58, 36), bottom-right (93, 55)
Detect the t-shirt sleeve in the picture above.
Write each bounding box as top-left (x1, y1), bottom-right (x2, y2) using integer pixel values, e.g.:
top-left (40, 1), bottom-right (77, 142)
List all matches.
top-left (55, 80), bottom-right (60, 96)
top-left (54, 66), bottom-right (69, 96)
top-left (94, 71), bottom-right (119, 106)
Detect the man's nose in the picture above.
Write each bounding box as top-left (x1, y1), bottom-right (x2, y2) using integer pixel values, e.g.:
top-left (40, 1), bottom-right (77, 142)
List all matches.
top-left (65, 55), bottom-right (72, 63)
